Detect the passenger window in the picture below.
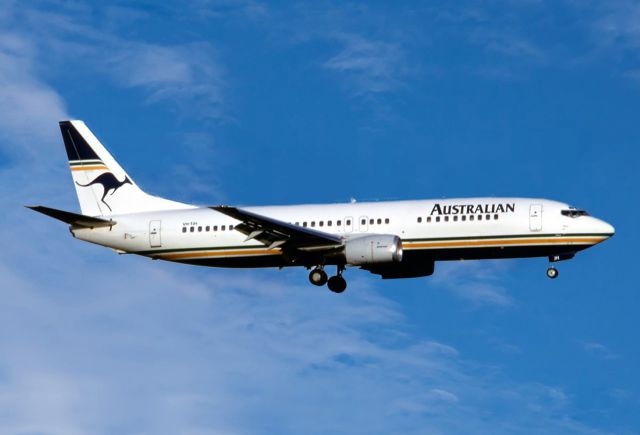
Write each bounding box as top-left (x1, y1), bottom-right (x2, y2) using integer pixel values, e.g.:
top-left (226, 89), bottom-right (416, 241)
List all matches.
top-left (494, 214), bottom-right (498, 220)
top-left (198, 226), bottom-right (202, 232)
top-left (295, 222), bottom-right (299, 226)
top-left (478, 215), bottom-right (482, 221)
top-left (361, 219), bottom-right (366, 225)
top-left (436, 216), bottom-right (440, 222)
top-left (461, 216), bottom-right (466, 222)
top-left (303, 222), bottom-right (307, 227)
top-left (221, 225), bottom-right (226, 231)
top-left (328, 220), bottom-right (332, 226)
top-left (427, 217), bottom-right (431, 223)
top-left (311, 221), bottom-right (316, 227)
top-left (190, 227), bottom-right (195, 232)
top-left (229, 225), bottom-right (234, 230)
top-left (444, 216), bottom-right (449, 222)
top-left (345, 219), bottom-right (350, 226)
top-left (453, 216), bottom-right (458, 222)
top-left (369, 218), bottom-right (374, 225)
top-left (385, 218), bottom-right (389, 224)
top-left (319, 221), bottom-right (324, 227)
top-left (214, 225), bottom-right (218, 231)
top-left (339, 220), bottom-right (344, 226)
top-left (182, 227), bottom-right (187, 233)
top-left (377, 218), bottom-right (382, 224)
top-left (486, 215), bottom-right (490, 221)
top-left (417, 217), bottom-right (422, 223)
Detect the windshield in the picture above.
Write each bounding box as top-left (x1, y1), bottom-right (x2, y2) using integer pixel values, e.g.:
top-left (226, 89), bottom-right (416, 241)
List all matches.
top-left (561, 208), bottom-right (589, 218)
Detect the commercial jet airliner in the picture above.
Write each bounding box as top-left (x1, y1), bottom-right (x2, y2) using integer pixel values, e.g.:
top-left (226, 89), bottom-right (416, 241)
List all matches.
top-left (29, 121), bottom-right (615, 293)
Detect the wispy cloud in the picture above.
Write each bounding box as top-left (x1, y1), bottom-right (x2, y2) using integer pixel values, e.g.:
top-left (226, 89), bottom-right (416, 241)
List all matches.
top-left (592, 0), bottom-right (640, 47)
top-left (323, 33), bottom-right (409, 96)
top-left (581, 341), bottom-right (620, 360)
top-left (481, 33), bottom-right (547, 63)
top-left (432, 261), bottom-right (514, 307)
top-left (0, 32), bottom-right (68, 160)
top-left (4, 4), bottom-right (227, 120)
top-left (107, 42), bottom-right (225, 119)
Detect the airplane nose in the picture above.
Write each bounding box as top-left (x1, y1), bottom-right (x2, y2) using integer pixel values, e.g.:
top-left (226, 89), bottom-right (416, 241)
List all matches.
top-left (597, 219), bottom-right (615, 237)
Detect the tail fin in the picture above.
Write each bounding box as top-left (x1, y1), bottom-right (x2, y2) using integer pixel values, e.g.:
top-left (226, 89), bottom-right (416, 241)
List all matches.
top-left (60, 120), bottom-right (192, 216)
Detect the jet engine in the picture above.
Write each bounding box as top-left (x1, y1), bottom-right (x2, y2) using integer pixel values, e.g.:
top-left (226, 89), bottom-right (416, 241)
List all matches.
top-left (344, 235), bottom-right (403, 266)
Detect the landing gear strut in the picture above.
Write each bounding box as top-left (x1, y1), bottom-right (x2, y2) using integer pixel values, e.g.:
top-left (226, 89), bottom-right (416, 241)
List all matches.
top-left (546, 254), bottom-right (567, 279)
top-left (309, 267), bottom-right (328, 286)
top-left (327, 266), bottom-right (347, 293)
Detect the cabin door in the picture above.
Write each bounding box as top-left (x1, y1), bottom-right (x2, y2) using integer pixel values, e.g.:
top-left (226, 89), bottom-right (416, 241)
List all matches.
top-left (529, 205), bottom-right (542, 232)
top-left (149, 220), bottom-right (162, 247)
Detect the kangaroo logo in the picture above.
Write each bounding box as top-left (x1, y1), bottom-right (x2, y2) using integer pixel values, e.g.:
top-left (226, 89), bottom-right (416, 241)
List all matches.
top-left (76, 173), bottom-right (132, 212)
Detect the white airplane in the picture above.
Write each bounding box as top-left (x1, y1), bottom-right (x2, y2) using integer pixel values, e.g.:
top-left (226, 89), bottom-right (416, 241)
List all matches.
top-left (29, 120), bottom-right (615, 293)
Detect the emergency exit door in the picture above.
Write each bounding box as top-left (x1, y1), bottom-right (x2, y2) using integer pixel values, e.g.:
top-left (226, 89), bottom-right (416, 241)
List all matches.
top-left (149, 220), bottom-right (162, 247)
top-left (529, 205), bottom-right (542, 232)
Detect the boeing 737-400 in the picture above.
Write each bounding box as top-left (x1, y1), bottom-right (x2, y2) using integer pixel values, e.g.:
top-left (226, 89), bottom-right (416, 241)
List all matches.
top-left (28, 121), bottom-right (615, 293)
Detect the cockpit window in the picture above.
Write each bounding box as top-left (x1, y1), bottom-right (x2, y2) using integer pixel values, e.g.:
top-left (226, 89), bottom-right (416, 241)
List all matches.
top-left (561, 208), bottom-right (589, 218)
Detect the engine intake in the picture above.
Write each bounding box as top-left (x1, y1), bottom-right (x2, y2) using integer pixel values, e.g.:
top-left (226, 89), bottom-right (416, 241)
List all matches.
top-left (344, 235), bottom-right (403, 266)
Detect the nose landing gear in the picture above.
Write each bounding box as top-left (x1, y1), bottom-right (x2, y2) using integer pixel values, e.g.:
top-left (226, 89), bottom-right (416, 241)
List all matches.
top-left (546, 267), bottom-right (559, 279)
top-left (546, 254), bottom-right (570, 279)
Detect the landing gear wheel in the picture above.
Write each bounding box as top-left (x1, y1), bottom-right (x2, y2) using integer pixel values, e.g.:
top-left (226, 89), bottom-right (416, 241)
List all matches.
top-left (546, 267), bottom-right (559, 279)
top-left (309, 268), bottom-right (328, 286)
top-left (327, 276), bottom-right (347, 293)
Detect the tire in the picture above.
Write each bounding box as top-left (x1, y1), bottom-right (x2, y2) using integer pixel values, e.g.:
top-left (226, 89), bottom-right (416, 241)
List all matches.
top-left (327, 276), bottom-right (347, 293)
top-left (546, 267), bottom-right (559, 279)
top-left (309, 269), bottom-right (328, 286)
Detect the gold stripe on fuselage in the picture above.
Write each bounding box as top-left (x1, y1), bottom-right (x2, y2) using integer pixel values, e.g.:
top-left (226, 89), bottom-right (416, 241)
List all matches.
top-left (160, 248), bottom-right (281, 260)
top-left (150, 235), bottom-right (606, 261)
top-left (402, 236), bottom-right (607, 250)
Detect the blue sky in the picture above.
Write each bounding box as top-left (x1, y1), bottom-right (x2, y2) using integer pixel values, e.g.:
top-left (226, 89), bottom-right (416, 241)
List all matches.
top-left (0, 1), bottom-right (637, 434)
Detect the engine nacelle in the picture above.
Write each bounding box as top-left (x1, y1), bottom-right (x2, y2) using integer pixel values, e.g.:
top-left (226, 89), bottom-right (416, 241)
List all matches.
top-left (344, 235), bottom-right (403, 266)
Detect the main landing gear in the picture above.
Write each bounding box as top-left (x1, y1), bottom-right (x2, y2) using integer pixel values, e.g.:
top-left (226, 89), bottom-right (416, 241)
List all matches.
top-left (308, 266), bottom-right (347, 293)
top-left (546, 267), bottom-right (559, 279)
top-left (309, 267), bottom-right (328, 286)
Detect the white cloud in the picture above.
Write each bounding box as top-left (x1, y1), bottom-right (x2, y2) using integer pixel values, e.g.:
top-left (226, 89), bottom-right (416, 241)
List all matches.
top-left (432, 261), bottom-right (514, 307)
top-left (593, 0), bottom-right (640, 47)
top-left (2, 4), bottom-right (226, 121)
top-left (323, 33), bottom-right (409, 96)
top-left (107, 42), bottom-right (225, 119)
top-left (581, 341), bottom-right (620, 360)
top-left (0, 32), bottom-right (68, 160)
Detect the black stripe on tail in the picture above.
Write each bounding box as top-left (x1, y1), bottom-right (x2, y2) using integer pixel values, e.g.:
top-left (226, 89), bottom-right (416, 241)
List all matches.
top-left (59, 121), bottom-right (100, 161)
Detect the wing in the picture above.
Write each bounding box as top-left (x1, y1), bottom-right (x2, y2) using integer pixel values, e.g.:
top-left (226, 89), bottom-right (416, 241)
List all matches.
top-left (210, 205), bottom-right (342, 251)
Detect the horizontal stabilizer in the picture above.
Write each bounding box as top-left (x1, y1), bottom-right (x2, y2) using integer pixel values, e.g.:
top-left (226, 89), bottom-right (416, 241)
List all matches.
top-left (26, 205), bottom-right (116, 228)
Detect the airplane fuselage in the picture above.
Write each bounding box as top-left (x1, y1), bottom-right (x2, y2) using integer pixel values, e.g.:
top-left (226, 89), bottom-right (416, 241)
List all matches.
top-left (72, 197), bottom-right (614, 276)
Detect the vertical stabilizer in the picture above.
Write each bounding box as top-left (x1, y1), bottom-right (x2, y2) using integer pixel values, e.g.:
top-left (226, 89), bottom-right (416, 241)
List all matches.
top-left (60, 120), bottom-right (192, 216)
